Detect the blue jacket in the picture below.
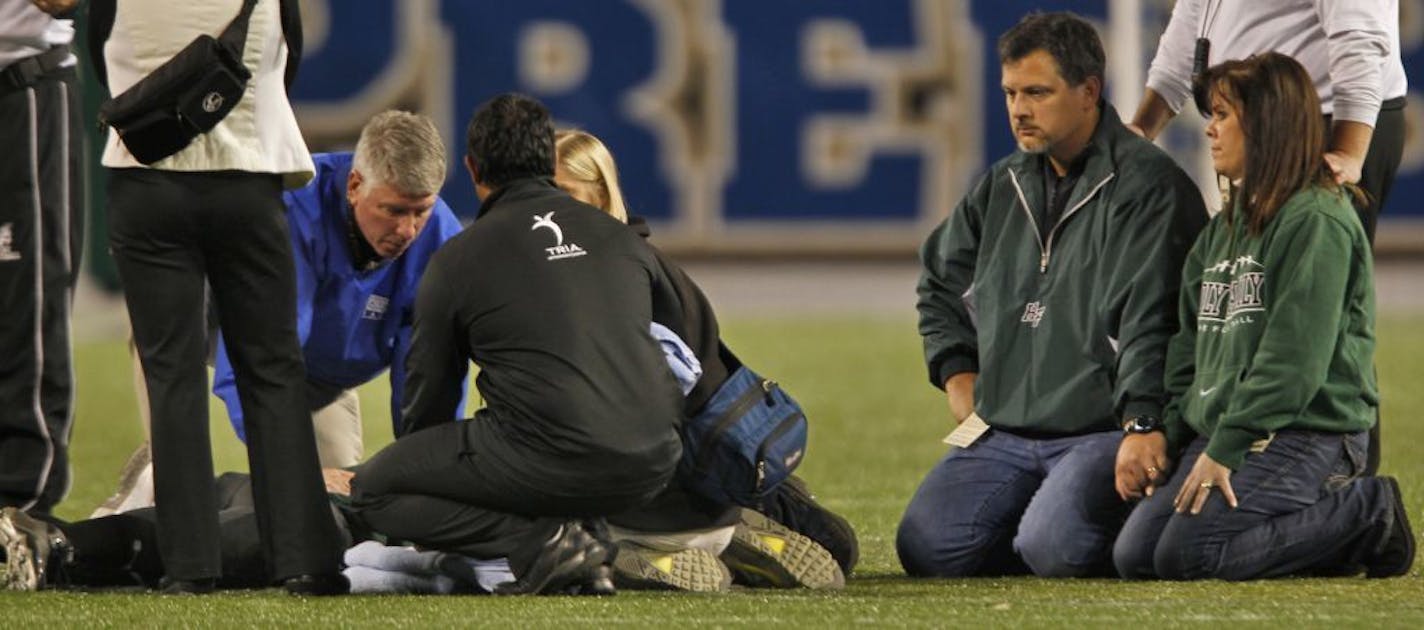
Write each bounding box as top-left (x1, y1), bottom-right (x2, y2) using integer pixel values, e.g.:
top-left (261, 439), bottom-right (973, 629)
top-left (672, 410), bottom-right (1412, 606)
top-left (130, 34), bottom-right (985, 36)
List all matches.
top-left (213, 152), bottom-right (464, 439)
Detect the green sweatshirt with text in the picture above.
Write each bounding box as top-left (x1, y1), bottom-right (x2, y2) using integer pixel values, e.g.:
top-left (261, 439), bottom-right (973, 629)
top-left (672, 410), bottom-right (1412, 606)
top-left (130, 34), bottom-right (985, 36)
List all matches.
top-left (1161, 186), bottom-right (1377, 470)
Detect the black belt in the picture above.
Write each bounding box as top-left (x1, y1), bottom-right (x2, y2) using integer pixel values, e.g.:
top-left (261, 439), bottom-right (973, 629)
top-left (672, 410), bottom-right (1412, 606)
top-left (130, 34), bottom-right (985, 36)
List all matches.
top-left (0, 46), bottom-right (71, 92)
top-left (997, 426), bottom-right (1078, 441)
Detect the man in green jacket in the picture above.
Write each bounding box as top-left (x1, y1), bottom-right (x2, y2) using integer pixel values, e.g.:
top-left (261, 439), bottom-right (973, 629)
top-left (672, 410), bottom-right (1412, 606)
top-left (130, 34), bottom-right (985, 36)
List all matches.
top-left (897, 12), bottom-right (1207, 577)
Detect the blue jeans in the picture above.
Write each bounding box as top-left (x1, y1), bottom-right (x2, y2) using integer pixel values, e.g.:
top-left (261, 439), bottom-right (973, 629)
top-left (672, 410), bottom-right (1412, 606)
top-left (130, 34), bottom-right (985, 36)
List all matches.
top-left (897, 429), bottom-right (1128, 577)
top-left (1113, 430), bottom-right (1388, 580)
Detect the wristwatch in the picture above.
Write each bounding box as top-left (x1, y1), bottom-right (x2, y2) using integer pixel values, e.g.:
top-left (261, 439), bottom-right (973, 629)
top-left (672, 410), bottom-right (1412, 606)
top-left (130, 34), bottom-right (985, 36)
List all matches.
top-left (1122, 415), bottom-right (1163, 434)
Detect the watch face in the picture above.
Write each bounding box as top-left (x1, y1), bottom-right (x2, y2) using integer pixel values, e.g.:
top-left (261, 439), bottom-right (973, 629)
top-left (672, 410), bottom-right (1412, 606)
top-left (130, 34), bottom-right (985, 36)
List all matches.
top-left (1128, 416), bottom-right (1161, 433)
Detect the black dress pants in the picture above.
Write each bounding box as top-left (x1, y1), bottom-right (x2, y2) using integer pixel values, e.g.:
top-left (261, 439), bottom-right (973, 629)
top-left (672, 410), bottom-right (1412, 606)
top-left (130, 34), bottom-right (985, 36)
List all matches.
top-left (0, 64), bottom-right (83, 516)
top-left (1336, 98), bottom-right (1407, 476)
top-left (1351, 97), bottom-right (1406, 244)
top-left (107, 168), bottom-right (341, 582)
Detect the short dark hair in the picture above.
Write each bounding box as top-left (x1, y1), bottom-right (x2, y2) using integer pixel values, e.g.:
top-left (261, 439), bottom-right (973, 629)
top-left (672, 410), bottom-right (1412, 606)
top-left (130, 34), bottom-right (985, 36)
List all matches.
top-left (998, 12), bottom-right (1104, 87)
top-left (465, 93), bottom-right (555, 188)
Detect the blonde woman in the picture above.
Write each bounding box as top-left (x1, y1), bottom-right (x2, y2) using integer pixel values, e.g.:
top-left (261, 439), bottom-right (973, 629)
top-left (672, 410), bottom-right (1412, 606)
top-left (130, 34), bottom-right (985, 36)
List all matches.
top-left (553, 129), bottom-right (856, 592)
top-left (554, 130), bottom-right (628, 223)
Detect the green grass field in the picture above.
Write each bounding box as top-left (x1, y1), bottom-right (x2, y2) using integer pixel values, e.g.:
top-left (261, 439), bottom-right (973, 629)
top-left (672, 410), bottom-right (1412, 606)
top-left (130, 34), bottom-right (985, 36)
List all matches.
top-left (6, 315), bottom-right (1424, 626)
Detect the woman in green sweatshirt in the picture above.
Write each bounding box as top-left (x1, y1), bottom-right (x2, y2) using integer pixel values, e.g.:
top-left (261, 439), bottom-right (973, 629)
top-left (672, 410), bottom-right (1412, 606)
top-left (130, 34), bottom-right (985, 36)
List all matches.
top-left (1110, 52), bottom-right (1413, 580)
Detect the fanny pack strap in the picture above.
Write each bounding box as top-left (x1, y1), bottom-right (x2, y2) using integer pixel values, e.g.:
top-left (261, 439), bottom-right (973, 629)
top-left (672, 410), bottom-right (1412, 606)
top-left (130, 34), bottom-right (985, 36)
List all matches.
top-left (217, 0), bottom-right (260, 60)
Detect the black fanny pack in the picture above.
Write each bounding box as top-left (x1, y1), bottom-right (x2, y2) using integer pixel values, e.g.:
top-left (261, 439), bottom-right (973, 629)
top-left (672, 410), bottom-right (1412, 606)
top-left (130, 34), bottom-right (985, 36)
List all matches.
top-left (98, 0), bottom-right (257, 164)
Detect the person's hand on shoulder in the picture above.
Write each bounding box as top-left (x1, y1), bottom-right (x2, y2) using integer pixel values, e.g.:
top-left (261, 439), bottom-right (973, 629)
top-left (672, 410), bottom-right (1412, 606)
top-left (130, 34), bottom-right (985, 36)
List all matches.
top-left (31, 0), bottom-right (77, 16)
top-left (1325, 120), bottom-right (1372, 185)
top-left (1324, 150), bottom-right (1363, 185)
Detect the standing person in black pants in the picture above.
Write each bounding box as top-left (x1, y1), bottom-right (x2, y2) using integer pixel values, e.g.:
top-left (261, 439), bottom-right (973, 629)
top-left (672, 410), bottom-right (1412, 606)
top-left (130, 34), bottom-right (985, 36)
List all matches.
top-left (90, 0), bottom-right (344, 594)
top-left (0, 0), bottom-right (84, 519)
top-left (349, 93), bottom-right (686, 596)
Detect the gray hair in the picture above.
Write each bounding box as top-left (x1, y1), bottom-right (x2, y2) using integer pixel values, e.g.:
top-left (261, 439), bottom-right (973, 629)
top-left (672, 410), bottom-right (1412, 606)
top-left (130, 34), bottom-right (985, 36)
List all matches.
top-left (351, 111), bottom-right (447, 196)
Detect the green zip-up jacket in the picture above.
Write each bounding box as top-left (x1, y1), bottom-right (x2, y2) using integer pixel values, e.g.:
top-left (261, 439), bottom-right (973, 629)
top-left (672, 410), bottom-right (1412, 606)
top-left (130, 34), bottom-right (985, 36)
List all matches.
top-left (918, 104), bottom-right (1207, 435)
top-left (1161, 186), bottom-right (1377, 470)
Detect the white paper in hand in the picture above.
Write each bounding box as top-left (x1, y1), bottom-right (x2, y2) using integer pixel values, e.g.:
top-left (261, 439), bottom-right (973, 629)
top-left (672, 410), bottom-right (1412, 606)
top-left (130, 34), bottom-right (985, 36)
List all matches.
top-left (943, 413), bottom-right (991, 448)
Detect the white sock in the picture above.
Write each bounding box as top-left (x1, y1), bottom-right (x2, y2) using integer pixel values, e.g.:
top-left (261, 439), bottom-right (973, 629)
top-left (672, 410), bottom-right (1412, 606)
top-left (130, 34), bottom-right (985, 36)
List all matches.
top-left (344, 541), bottom-right (443, 574)
top-left (344, 540), bottom-right (514, 592)
top-left (343, 566), bottom-right (457, 594)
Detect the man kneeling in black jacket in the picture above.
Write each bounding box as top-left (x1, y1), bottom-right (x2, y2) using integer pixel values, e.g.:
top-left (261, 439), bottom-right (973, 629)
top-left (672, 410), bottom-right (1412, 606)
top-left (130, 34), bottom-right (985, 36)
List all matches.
top-left (345, 94), bottom-right (686, 596)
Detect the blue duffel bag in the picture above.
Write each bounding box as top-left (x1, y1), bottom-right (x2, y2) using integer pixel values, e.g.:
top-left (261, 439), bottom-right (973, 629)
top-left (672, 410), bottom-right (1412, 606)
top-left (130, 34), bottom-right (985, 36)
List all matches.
top-left (679, 365), bottom-right (808, 507)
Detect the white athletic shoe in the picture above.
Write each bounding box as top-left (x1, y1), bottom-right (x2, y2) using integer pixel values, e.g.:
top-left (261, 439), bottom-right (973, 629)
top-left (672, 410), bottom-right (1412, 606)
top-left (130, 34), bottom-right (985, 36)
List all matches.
top-left (90, 441), bottom-right (156, 518)
top-left (611, 542), bottom-right (732, 592)
top-left (720, 509), bottom-right (845, 589)
top-left (1, 507), bottom-right (68, 591)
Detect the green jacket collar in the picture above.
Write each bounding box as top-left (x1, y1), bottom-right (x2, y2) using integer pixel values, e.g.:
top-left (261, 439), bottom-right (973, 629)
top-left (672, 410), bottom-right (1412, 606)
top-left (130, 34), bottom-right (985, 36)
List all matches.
top-left (1005, 102), bottom-right (1127, 215)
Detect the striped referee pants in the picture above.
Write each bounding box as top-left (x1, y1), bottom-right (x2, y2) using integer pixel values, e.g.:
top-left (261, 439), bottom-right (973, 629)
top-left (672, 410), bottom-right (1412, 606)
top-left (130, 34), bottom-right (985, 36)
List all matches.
top-left (0, 62), bottom-right (84, 516)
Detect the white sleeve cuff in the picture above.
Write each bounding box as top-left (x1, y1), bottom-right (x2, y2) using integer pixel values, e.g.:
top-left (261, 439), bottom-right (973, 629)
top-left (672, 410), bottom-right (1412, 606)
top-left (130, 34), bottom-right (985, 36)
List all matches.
top-left (1146, 73), bottom-right (1192, 115)
top-left (1330, 99), bottom-right (1381, 126)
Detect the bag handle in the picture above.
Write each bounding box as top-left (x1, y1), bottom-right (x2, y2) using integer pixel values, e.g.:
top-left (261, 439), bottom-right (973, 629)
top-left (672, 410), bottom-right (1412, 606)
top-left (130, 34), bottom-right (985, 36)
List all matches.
top-left (89, 0), bottom-right (258, 92)
top-left (217, 0), bottom-right (260, 59)
top-left (277, 0), bottom-right (302, 88)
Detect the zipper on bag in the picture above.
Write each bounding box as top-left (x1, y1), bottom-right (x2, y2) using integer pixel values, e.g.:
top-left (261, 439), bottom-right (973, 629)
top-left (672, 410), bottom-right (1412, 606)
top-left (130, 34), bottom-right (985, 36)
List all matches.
top-left (696, 379), bottom-right (773, 471)
top-left (753, 413), bottom-right (806, 494)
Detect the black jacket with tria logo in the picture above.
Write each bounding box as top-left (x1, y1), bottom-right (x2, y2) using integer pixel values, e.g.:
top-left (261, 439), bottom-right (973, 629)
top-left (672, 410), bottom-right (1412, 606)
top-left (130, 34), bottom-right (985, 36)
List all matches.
top-left (918, 104), bottom-right (1208, 435)
top-left (401, 178), bottom-right (684, 494)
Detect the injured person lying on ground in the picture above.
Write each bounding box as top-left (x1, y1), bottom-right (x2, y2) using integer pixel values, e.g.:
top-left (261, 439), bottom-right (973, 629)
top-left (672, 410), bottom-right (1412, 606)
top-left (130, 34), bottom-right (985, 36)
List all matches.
top-left (0, 319), bottom-right (853, 594)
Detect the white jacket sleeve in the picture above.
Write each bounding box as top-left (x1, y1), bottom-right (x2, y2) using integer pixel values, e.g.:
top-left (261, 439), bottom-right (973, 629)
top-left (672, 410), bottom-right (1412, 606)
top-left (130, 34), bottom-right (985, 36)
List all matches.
top-left (1316, 0), bottom-right (1392, 125)
top-left (1145, 0), bottom-right (1205, 114)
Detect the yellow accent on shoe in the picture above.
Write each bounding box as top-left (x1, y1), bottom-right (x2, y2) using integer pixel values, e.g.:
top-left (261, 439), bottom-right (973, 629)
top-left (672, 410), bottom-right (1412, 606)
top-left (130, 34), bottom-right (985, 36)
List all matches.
top-left (721, 509), bottom-right (844, 590)
top-left (760, 535), bottom-right (787, 555)
top-left (611, 542), bottom-right (731, 592)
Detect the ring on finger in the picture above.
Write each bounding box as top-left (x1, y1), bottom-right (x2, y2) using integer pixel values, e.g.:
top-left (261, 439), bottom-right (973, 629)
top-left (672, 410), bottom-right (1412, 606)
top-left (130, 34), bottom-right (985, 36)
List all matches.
top-left (1199, 481), bottom-right (1214, 489)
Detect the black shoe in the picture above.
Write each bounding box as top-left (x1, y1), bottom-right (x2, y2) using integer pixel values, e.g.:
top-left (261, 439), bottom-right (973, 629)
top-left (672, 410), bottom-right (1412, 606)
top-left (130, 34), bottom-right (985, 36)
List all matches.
top-left (581, 518), bottom-right (613, 541)
top-left (573, 519), bottom-right (617, 596)
top-left (431, 553), bottom-right (488, 594)
top-left (562, 563), bottom-right (617, 596)
top-left (158, 577), bottom-right (217, 595)
top-left (1366, 476), bottom-right (1415, 578)
top-left (495, 521), bottom-right (615, 596)
top-left (760, 475), bottom-right (859, 574)
top-left (284, 572), bottom-right (350, 596)
top-left (1, 507), bottom-right (71, 591)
